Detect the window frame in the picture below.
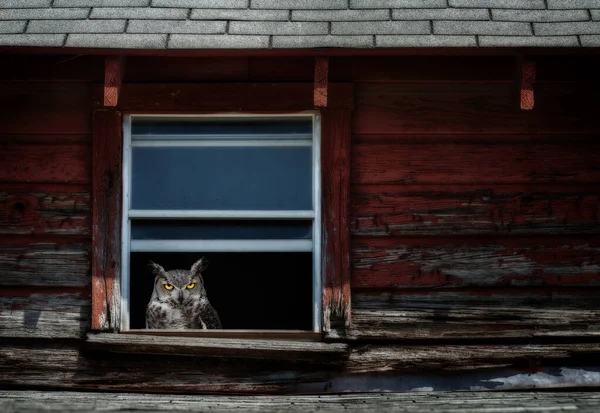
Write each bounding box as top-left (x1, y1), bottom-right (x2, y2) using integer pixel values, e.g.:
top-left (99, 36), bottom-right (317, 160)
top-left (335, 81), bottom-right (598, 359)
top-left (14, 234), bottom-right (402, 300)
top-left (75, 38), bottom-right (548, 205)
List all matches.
top-left (119, 113), bottom-right (322, 334)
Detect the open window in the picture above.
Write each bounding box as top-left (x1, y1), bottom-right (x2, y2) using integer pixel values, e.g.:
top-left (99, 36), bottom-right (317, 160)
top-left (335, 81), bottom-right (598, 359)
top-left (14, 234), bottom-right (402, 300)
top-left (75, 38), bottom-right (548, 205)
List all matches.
top-left (120, 114), bottom-right (321, 334)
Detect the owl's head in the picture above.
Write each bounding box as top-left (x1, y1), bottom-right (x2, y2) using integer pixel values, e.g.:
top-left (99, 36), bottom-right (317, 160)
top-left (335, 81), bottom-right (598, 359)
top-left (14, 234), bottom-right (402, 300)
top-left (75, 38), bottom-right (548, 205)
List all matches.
top-left (148, 258), bottom-right (209, 306)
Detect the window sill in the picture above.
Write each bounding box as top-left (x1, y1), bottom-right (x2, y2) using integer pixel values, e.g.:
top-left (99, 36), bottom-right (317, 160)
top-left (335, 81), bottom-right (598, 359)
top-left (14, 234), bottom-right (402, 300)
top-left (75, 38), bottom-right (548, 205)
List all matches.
top-left (86, 333), bottom-right (348, 362)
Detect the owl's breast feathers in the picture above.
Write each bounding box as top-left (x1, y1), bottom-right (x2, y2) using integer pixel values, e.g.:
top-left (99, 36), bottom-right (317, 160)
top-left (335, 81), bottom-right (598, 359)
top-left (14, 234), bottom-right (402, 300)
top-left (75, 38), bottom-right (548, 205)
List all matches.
top-left (185, 299), bottom-right (222, 329)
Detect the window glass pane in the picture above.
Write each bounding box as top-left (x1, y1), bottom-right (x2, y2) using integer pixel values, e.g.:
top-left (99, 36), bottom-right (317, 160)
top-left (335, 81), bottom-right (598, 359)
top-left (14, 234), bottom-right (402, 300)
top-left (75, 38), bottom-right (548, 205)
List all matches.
top-left (131, 220), bottom-right (312, 240)
top-left (131, 146), bottom-right (312, 210)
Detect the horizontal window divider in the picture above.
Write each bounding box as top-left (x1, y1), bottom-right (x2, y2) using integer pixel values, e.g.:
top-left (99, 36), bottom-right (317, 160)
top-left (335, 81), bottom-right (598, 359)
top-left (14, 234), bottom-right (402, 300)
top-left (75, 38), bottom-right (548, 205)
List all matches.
top-left (132, 139), bottom-right (312, 147)
top-left (130, 239), bottom-right (313, 253)
top-left (133, 133), bottom-right (312, 140)
top-left (128, 210), bottom-right (315, 219)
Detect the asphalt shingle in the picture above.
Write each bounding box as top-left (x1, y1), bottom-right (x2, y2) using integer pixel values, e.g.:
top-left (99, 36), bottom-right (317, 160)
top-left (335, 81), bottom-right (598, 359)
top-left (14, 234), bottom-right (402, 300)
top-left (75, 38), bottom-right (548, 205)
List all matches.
top-left (435, 20), bottom-right (533, 35)
top-left (492, 9), bottom-right (590, 22)
top-left (251, 0), bottom-right (348, 10)
top-left (0, 0), bottom-right (52, 8)
top-left (392, 8), bottom-right (489, 20)
top-left (0, 8), bottom-right (89, 19)
top-left (66, 33), bottom-right (166, 47)
top-left (90, 7), bottom-right (187, 19)
top-left (479, 35), bottom-right (579, 46)
top-left (128, 19), bottom-right (226, 34)
top-left (377, 34), bottom-right (477, 46)
top-left (351, 0), bottom-right (446, 8)
top-left (450, 0), bottom-right (546, 8)
top-left (0, 20), bottom-right (27, 33)
top-left (548, 0), bottom-right (600, 9)
top-left (535, 21), bottom-right (600, 35)
top-left (0, 33), bottom-right (65, 45)
top-left (273, 35), bottom-right (373, 48)
top-left (54, 0), bottom-right (150, 6)
top-left (169, 34), bottom-right (269, 48)
top-left (28, 19), bottom-right (126, 33)
top-left (0, 1), bottom-right (596, 48)
top-left (153, 0), bottom-right (248, 8)
top-left (292, 10), bottom-right (390, 21)
top-left (229, 21), bottom-right (328, 35)
top-left (332, 21), bottom-right (430, 35)
top-left (191, 9), bottom-right (288, 21)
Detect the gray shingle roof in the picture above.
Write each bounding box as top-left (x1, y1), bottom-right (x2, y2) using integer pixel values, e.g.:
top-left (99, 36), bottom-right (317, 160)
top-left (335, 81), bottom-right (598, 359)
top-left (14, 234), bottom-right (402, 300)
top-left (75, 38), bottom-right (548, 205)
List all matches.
top-left (0, 0), bottom-right (598, 49)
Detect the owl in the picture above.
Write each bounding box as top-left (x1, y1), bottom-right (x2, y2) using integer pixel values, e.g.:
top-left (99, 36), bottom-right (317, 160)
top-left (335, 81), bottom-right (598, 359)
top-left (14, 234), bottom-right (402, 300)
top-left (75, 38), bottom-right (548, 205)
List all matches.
top-left (145, 258), bottom-right (222, 329)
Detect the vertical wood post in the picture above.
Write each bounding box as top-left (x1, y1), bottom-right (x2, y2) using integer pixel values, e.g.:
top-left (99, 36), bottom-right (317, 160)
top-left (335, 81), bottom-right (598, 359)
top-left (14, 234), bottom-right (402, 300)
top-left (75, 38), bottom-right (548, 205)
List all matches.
top-left (520, 58), bottom-right (536, 111)
top-left (92, 109), bottom-right (122, 330)
top-left (321, 108), bottom-right (352, 331)
top-left (104, 56), bottom-right (125, 107)
top-left (314, 57), bottom-right (329, 108)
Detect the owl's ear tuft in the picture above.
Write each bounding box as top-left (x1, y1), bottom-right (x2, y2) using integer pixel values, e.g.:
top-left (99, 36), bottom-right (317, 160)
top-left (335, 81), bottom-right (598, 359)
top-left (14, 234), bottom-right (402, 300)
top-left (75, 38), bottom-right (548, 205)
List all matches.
top-left (190, 257), bottom-right (209, 275)
top-left (147, 261), bottom-right (166, 277)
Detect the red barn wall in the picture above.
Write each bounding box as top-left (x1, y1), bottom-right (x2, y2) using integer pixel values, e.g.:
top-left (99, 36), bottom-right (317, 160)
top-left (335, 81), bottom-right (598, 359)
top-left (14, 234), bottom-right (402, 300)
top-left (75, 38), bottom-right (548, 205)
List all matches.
top-left (1, 53), bottom-right (600, 392)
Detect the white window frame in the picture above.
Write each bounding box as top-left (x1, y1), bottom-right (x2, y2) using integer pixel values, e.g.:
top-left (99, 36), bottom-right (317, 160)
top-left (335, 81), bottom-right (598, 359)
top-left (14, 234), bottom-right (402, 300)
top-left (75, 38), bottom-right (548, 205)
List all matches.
top-left (120, 113), bottom-right (322, 334)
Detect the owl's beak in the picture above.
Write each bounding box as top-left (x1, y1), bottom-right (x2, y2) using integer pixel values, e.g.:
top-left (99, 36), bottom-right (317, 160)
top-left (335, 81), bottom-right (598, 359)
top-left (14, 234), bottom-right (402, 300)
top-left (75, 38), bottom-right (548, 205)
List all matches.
top-left (177, 291), bottom-right (184, 304)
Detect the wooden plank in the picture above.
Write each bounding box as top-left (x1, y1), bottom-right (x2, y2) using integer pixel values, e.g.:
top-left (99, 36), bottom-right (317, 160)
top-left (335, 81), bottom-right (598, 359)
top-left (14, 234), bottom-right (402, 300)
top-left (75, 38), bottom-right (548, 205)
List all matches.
top-left (520, 58), bottom-right (536, 111)
top-left (352, 142), bottom-right (600, 185)
top-left (0, 134), bottom-right (90, 145)
top-left (96, 83), bottom-right (354, 112)
top-left (330, 56), bottom-right (516, 83)
top-left (0, 290), bottom-right (89, 338)
top-left (352, 237), bottom-right (600, 288)
top-left (0, 83), bottom-right (90, 134)
top-left (87, 333), bottom-right (348, 361)
top-left (0, 185), bottom-right (90, 236)
top-left (92, 110), bottom-right (122, 331)
top-left (5, 390), bottom-right (600, 411)
top-left (348, 343), bottom-right (600, 372)
top-left (0, 144), bottom-right (91, 184)
top-left (348, 289), bottom-right (600, 340)
top-left (0, 243), bottom-right (89, 287)
top-left (125, 57), bottom-right (250, 82)
top-left (353, 82), bottom-right (600, 134)
top-left (249, 57), bottom-right (314, 81)
top-left (104, 56), bottom-right (124, 107)
top-left (321, 108), bottom-right (352, 330)
top-left (351, 184), bottom-right (600, 236)
top-left (314, 57), bottom-right (328, 108)
top-left (0, 54), bottom-right (104, 82)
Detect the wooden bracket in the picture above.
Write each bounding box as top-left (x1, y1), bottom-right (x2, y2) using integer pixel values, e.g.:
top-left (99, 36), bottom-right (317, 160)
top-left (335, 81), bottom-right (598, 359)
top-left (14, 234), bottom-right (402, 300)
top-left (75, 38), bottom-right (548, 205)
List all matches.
top-left (104, 56), bottom-right (125, 107)
top-left (520, 58), bottom-right (536, 111)
top-left (314, 57), bottom-right (329, 108)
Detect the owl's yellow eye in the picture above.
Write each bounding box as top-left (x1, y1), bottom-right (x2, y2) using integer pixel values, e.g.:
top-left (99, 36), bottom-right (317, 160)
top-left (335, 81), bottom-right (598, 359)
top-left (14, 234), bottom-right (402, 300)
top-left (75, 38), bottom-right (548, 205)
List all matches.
top-left (186, 283), bottom-right (196, 289)
top-left (164, 284), bottom-right (174, 290)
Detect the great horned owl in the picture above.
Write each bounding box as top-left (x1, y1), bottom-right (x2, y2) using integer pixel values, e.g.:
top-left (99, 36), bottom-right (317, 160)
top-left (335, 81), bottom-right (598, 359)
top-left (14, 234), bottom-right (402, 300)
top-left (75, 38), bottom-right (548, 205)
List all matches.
top-left (145, 258), bottom-right (222, 329)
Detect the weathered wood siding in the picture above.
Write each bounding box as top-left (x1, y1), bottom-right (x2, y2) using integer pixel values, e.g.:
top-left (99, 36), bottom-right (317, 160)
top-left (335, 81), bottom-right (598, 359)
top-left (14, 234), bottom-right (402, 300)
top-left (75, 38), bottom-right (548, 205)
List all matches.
top-left (344, 55), bottom-right (600, 340)
top-left (1, 54), bottom-right (600, 393)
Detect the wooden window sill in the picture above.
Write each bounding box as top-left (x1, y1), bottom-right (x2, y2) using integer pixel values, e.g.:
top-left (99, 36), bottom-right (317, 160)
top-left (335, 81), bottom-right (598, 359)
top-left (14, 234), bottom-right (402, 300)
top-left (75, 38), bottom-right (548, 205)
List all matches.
top-left (86, 333), bottom-right (348, 361)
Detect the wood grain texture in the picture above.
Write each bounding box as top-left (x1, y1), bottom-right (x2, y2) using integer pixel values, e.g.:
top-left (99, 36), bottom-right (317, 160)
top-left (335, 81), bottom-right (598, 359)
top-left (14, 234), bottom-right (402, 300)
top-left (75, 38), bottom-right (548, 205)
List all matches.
top-left (0, 83), bottom-right (90, 134)
top-left (0, 291), bottom-right (89, 338)
top-left (104, 56), bottom-right (124, 107)
top-left (87, 333), bottom-right (348, 361)
top-left (352, 142), bottom-right (600, 185)
top-left (352, 237), bottom-right (600, 288)
top-left (351, 184), bottom-right (600, 236)
top-left (0, 144), bottom-right (91, 184)
top-left (91, 110), bottom-right (122, 331)
top-left (125, 57), bottom-right (249, 82)
top-left (353, 83), bottom-right (599, 134)
top-left (347, 289), bottom-right (600, 340)
top-left (95, 83), bottom-right (354, 112)
top-left (314, 57), bottom-right (328, 108)
top-left (321, 108), bottom-right (352, 330)
top-left (0, 243), bottom-right (89, 287)
top-left (520, 59), bottom-right (536, 111)
top-left (0, 186), bottom-right (90, 236)
top-left (0, 55), bottom-right (104, 82)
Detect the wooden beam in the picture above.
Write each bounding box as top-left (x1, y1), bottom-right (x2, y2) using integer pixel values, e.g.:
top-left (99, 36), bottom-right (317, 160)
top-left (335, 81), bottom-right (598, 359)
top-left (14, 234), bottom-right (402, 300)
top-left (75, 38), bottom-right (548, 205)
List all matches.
top-left (520, 58), bottom-right (536, 111)
top-left (92, 110), bottom-right (122, 330)
top-left (314, 57), bottom-right (329, 107)
top-left (104, 56), bottom-right (124, 107)
top-left (321, 107), bottom-right (352, 332)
